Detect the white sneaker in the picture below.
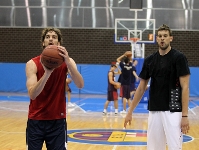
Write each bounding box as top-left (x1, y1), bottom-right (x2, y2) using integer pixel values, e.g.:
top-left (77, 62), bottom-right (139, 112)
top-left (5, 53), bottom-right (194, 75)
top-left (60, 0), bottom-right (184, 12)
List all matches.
top-left (120, 110), bottom-right (127, 114)
top-left (102, 111), bottom-right (107, 115)
top-left (65, 142), bottom-right (67, 149)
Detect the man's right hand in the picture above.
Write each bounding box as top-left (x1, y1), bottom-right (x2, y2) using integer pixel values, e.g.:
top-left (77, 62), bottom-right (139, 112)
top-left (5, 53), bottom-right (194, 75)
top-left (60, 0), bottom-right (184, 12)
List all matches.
top-left (40, 58), bottom-right (54, 73)
top-left (124, 112), bottom-right (133, 128)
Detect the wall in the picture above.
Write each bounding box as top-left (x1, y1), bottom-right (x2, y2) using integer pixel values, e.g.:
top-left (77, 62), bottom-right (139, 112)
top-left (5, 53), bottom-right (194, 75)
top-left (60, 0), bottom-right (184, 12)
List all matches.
top-left (0, 28), bottom-right (199, 66)
top-left (0, 63), bottom-right (198, 97)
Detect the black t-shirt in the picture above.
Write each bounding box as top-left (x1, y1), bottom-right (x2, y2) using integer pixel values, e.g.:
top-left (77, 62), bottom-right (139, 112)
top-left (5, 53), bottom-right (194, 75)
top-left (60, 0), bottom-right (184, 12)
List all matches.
top-left (120, 62), bottom-right (132, 85)
top-left (139, 48), bottom-right (190, 111)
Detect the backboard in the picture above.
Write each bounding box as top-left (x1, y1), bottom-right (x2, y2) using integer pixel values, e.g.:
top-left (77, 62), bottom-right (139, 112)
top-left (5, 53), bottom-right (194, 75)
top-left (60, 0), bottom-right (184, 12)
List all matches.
top-left (114, 19), bottom-right (156, 44)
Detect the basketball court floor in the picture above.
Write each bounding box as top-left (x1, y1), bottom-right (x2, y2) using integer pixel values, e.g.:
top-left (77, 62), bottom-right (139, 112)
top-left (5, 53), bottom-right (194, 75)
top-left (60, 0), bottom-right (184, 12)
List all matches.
top-left (0, 92), bottom-right (199, 150)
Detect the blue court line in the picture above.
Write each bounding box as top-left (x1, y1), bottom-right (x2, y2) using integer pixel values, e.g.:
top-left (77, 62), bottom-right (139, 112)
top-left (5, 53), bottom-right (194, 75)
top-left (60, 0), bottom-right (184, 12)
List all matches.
top-left (190, 100), bottom-right (199, 106)
top-left (81, 99), bottom-right (148, 113)
top-left (0, 95), bottom-right (29, 101)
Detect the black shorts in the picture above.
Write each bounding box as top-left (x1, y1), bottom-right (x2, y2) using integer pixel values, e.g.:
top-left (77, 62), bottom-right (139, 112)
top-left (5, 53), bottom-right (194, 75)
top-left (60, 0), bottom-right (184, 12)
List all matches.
top-left (107, 90), bottom-right (118, 101)
top-left (130, 83), bottom-right (136, 91)
top-left (26, 118), bottom-right (67, 150)
top-left (119, 85), bottom-right (131, 99)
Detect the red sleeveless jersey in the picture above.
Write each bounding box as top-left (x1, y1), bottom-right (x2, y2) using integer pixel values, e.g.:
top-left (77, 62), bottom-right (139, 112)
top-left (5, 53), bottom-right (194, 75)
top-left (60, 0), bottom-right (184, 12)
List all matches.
top-left (28, 55), bottom-right (67, 120)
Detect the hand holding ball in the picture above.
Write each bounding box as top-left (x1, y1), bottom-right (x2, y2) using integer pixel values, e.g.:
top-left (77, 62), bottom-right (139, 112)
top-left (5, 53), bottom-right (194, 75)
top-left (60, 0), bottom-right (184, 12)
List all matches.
top-left (41, 45), bottom-right (64, 69)
top-left (114, 82), bottom-right (121, 89)
top-left (125, 51), bottom-right (132, 58)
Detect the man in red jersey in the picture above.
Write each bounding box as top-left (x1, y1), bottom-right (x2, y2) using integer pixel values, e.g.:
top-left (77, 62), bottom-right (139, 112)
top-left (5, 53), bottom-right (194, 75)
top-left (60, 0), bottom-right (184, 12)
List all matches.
top-left (25, 27), bottom-right (84, 150)
top-left (103, 63), bottom-right (121, 115)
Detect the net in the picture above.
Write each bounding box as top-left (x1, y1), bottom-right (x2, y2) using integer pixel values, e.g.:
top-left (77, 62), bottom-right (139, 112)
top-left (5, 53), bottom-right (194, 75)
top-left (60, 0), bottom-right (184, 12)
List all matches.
top-left (130, 38), bottom-right (142, 58)
top-left (130, 37), bottom-right (140, 43)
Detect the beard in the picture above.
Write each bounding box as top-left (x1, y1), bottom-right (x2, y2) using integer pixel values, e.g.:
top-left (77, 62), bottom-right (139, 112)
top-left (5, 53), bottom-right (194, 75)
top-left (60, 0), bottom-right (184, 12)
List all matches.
top-left (158, 43), bottom-right (169, 51)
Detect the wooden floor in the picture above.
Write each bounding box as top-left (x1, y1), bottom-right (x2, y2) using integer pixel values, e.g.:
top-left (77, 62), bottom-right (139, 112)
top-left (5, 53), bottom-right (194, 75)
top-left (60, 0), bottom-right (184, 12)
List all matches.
top-left (0, 95), bottom-right (199, 150)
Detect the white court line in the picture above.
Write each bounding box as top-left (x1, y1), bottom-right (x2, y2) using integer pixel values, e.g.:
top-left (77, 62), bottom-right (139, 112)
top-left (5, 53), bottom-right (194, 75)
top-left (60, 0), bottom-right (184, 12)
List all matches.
top-left (188, 107), bottom-right (196, 115)
top-left (68, 103), bottom-right (86, 113)
top-left (73, 97), bottom-right (88, 103)
top-left (108, 112), bottom-right (118, 150)
top-left (0, 100), bottom-right (9, 103)
top-left (188, 100), bottom-right (199, 115)
top-left (0, 106), bottom-right (27, 112)
top-left (75, 103), bottom-right (86, 113)
top-left (112, 145), bottom-right (118, 150)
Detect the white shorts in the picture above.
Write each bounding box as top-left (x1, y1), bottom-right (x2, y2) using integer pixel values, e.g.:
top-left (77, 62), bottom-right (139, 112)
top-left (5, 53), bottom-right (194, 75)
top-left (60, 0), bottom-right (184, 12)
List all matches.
top-left (147, 111), bottom-right (182, 150)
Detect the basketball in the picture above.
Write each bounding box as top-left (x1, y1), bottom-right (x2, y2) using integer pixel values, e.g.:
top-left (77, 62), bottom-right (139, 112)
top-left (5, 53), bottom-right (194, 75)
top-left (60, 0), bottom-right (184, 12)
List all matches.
top-left (114, 82), bottom-right (121, 89)
top-left (126, 51), bottom-right (132, 57)
top-left (41, 45), bottom-right (64, 69)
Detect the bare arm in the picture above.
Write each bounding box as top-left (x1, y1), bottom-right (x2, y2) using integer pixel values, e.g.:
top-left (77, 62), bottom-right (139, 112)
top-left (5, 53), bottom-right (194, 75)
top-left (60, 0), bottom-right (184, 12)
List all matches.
top-left (26, 60), bottom-right (53, 100)
top-left (132, 71), bottom-right (139, 82)
top-left (108, 72), bottom-right (117, 86)
top-left (114, 65), bottom-right (121, 75)
top-left (124, 78), bottom-right (149, 128)
top-left (65, 58), bottom-right (84, 88)
top-left (180, 74), bottom-right (190, 134)
top-left (58, 46), bottom-right (84, 88)
top-left (117, 51), bottom-right (132, 62)
top-left (65, 77), bottom-right (72, 91)
top-left (116, 54), bottom-right (125, 63)
top-left (128, 79), bottom-right (149, 113)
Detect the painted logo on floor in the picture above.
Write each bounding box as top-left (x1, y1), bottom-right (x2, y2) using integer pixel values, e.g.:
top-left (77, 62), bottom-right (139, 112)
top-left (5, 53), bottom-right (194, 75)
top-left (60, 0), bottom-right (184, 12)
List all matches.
top-left (67, 129), bottom-right (193, 146)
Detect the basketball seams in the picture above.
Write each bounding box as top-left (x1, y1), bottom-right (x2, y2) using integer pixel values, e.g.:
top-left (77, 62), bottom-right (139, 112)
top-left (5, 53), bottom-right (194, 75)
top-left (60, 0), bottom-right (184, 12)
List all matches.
top-left (41, 45), bottom-right (64, 69)
top-left (41, 54), bottom-right (64, 60)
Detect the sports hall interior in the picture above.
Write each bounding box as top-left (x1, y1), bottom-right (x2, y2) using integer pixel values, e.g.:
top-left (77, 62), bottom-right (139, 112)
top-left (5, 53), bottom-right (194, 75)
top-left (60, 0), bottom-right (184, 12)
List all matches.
top-left (0, 0), bottom-right (199, 150)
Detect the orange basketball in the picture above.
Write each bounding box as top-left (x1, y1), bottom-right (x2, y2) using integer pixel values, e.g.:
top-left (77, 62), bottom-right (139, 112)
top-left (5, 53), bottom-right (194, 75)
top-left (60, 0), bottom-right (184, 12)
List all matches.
top-left (114, 82), bottom-right (121, 89)
top-left (126, 51), bottom-right (132, 57)
top-left (41, 45), bottom-right (64, 69)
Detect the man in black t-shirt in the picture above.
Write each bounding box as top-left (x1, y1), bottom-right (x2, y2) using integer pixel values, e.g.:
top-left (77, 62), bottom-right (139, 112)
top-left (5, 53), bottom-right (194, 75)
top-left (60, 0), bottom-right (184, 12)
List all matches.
top-left (124, 24), bottom-right (190, 150)
top-left (117, 51), bottom-right (133, 114)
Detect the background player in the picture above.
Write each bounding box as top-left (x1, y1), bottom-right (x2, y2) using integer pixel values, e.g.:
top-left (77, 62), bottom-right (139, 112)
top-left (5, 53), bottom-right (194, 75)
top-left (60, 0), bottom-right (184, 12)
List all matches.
top-left (66, 74), bottom-right (74, 107)
top-left (103, 63), bottom-right (121, 115)
top-left (117, 51), bottom-right (133, 114)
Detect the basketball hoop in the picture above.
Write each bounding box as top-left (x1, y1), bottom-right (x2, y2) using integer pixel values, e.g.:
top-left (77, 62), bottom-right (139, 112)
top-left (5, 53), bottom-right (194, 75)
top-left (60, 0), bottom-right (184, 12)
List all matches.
top-left (130, 37), bottom-right (140, 58)
top-left (130, 37), bottom-right (140, 43)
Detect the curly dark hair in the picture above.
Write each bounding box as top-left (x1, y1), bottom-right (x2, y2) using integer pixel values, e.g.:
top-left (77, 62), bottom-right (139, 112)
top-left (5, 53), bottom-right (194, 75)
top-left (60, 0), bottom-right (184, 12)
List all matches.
top-left (157, 24), bottom-right (172, 36)
top-left (41, 27), bottom-right (63, 48)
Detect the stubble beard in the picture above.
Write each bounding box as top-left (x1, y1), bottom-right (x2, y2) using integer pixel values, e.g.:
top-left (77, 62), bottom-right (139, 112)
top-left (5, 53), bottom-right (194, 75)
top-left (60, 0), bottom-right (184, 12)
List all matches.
top-left (159, 43), bottom-right (169, 51)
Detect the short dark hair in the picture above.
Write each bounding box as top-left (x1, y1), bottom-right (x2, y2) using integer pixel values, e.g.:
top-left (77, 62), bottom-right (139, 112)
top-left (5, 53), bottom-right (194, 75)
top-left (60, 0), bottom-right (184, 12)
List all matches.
top-left (111, 64), bottom-right (116, 67)
top-left (157, 24), bottom-right (172, 36)
top-left (123, 56), bottom-right (129, 64)
top-left (41, 27), bottom-right (63, 48)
